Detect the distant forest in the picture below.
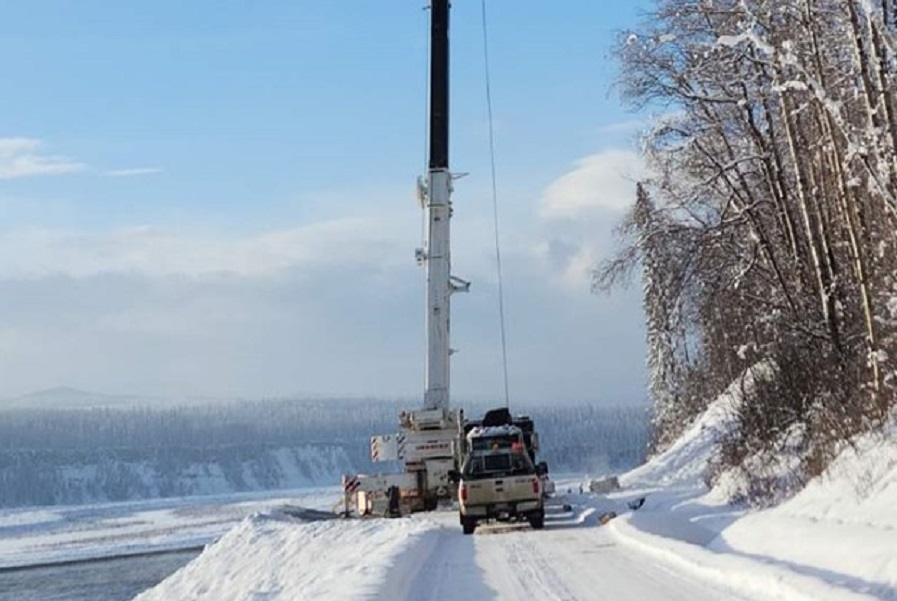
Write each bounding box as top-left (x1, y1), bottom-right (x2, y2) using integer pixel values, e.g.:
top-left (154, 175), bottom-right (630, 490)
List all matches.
top-left (0, 399), bottom-right (648, 508)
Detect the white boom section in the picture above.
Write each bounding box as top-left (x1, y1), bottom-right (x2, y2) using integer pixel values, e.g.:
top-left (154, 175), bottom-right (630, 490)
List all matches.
top-left (424, 168), bottom-right (452, 410)
top-left (343, 0), bottom-right (467, 515)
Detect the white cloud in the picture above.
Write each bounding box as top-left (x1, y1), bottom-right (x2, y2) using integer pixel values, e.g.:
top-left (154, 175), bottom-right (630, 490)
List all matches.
top-left (0, 215), bottom-right (413, 280)
top-left (527, 237), bottom-right (598, 296)
top-left (529, 149), bottom-right (648, 293)
top-left (532, 240), bottom-right (601, 294)
top-left (540, 149), bottom-right (645, 217)
top-left (0, 137), bottom-right (85, 180)
top-left (0, 178), bottom-right (647, 404)
top-left (103, 167), bottom-right (163, 177)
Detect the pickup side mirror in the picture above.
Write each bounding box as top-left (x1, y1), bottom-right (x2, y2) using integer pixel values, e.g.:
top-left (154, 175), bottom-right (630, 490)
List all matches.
top-left (536, 462), bottom-right (549, 476)
top-left (447, 469), bottom-right (461, 484)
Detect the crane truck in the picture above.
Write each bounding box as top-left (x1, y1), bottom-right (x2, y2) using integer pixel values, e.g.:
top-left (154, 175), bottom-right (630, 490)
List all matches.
top-left (340, 0), bottom-right (551, 524)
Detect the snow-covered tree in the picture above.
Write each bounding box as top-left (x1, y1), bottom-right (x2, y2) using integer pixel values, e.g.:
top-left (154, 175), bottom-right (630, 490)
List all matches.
top-left (599, 0), bottom-right (897, 498)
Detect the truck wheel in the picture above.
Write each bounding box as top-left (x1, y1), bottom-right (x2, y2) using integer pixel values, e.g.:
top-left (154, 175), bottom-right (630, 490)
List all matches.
top-left (461, 518), bottom-right (477, 535)
top-left (528, 510), bottom-right (545, 530)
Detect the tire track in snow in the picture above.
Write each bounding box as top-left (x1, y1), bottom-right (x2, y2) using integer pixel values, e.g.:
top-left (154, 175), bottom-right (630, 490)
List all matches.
top-left (480, 532), bottom-right (579, 601)
top-left (473, 523), bottom-right (761, 601)
top-left (375, 524), bottom-right (496, 601)
top-left (378, 509), bottom-right (762, 601)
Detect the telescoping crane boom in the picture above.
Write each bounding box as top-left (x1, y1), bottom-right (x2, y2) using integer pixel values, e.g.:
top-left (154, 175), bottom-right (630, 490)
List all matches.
top-left (423, 0), bottom-right (467, 414)
top-left (340, 1), bottom-right (549, 518)
top-left (341, 0), bottom-right (468, 515)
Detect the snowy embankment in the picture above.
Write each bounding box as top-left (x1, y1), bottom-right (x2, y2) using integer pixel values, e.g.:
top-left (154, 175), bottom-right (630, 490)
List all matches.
top-left (132, 515), bottom-right (439, 601)
top-left (605, 380), bottom-right (897, 601)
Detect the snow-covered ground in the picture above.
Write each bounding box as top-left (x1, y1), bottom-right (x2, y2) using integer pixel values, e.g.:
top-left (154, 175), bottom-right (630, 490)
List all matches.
top-left (707, 424), bottom-right (897, 599)
top-left (3, 391), bottom-right (894, 600)
top-left (132, 395), bottom-right (894, 601)
top-left (132, 497), bottom-right (760, 601)
top-left (128, 483), bottom-right (892, 601)
top-left (0, 487), bottom-right (340, 569)
top-left (609, 392), bottom-right (897, 601)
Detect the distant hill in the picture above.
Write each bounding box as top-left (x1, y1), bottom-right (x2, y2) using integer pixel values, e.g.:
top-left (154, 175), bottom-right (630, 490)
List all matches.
top-left (2, 386), bottom-right (243, 411)
top-left (0, 398), bottom-right (648, 508)
top-left (0, 386), bottom-right (146, 410)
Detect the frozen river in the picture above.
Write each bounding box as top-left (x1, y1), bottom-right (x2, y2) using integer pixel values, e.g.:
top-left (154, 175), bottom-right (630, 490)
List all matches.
top-left (0, 550), bottom-right (199, 601)
top-left (0, 487), bottom-right (340, 600)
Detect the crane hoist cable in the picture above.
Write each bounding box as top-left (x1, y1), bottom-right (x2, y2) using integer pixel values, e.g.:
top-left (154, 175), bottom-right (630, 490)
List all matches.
top-left (480, 0), bottom-right (511, 409)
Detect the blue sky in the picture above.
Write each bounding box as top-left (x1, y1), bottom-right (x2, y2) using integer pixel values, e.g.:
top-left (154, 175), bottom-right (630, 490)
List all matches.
top-left (0, 1), bottom-right (650, 404)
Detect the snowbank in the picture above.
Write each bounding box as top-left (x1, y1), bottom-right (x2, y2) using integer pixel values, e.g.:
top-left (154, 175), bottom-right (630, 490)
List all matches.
top-left (609, 514), bottom-right (882, 601)
top-left (132, 514), bottom-right (440, 601)
top-left (621, 365), bottom-right (762, 488)
top-left (711, 423), bottom-right (897, 599)
top-left (609, 382), bottom-right (897, 601)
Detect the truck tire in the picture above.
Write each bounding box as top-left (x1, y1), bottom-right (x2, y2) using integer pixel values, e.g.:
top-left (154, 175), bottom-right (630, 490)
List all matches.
top-left (461, 517), bottom-right (477, 535)
top-left (528, 509), bottom-right (545, 530)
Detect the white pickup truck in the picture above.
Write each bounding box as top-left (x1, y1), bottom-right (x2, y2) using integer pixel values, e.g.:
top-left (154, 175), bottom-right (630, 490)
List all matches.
top-left (452, 425), bottom-right (546, 535)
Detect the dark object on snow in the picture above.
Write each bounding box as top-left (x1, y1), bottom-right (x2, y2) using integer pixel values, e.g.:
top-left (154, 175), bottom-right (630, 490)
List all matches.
top-left (280, 506), bottom-right (340, 522)
top-left (598, 511), bottom-right (617, 525)
top-left (589, 476), bottom-right (621, 494)
top-left (482, 407), bottom-right (513, 427)
top-left (386, 485), bottom-right (401, 518)
top-left (627, 497), bottom-right (646, 511)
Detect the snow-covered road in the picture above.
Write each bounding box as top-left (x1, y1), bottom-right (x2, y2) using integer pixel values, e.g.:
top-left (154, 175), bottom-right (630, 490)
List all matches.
top-left (134, 498), bottom-right (759, 601)
top-left (378, 509), bottom-right (754, 601)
